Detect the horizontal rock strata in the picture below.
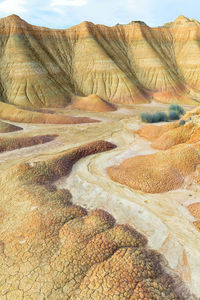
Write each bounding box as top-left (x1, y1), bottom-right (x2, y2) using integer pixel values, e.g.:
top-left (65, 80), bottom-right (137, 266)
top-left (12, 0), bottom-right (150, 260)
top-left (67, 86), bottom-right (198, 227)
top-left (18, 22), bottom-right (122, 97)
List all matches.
top-left (0, 15), bottom-right (200, 107)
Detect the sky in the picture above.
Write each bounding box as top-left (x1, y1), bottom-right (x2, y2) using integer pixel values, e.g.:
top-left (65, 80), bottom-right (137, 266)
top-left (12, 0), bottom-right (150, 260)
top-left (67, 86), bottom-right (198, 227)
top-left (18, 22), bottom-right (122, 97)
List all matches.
top-left (0, 0), bottom-right (200, 29)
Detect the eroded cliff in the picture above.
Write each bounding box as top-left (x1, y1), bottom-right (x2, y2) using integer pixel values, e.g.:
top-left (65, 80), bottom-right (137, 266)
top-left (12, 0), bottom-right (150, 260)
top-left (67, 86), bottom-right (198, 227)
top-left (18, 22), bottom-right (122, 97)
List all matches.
top-left (0, 15), bottom-right (200, 107)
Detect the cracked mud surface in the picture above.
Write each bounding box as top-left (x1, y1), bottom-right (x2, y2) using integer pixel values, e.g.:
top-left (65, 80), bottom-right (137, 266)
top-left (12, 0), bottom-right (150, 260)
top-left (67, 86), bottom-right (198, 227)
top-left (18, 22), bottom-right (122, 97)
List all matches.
top-left (0, 104), bottom-right (199, 299)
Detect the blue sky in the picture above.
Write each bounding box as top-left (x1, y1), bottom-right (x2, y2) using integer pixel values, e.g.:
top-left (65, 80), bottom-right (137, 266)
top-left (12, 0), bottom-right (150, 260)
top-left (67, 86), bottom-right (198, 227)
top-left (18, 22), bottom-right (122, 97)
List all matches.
top-left (0, 0), bottom-right (200, 28)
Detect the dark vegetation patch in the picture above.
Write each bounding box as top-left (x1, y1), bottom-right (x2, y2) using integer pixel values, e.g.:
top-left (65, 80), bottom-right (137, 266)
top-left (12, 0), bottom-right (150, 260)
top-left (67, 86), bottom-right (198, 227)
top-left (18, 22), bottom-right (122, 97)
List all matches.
top-left (179, 119), bottom-right (186, 126)
top-left (169, 104), bottom-right (185, 116)
top-left (168, 111), bottom-right (180, 121)
top-left (141, 104), bottom-right (185, 123)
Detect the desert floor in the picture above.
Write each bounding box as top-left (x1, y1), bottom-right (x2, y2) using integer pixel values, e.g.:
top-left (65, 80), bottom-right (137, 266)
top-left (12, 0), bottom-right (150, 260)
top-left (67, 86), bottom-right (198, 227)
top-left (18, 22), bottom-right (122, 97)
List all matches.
top-left (0, 103), bottom-right (199, 297)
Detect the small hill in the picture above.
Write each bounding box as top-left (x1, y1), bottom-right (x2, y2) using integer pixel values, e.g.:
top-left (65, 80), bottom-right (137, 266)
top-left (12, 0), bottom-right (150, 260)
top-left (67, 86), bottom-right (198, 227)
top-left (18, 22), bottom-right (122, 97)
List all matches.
top-left (72, 94), bottom-right (116, 112)
top-left (0, 102), bottom-right (99, 124)
top-left (0, 120), bottom-right (22, 133)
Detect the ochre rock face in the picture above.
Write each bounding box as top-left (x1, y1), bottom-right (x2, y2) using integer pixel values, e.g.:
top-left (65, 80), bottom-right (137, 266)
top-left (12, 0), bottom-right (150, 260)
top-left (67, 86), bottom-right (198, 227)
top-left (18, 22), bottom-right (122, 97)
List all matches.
top-left (0, 139), bottom-right (182, 299)
top-left (0, 14), bottom-right (200, 107)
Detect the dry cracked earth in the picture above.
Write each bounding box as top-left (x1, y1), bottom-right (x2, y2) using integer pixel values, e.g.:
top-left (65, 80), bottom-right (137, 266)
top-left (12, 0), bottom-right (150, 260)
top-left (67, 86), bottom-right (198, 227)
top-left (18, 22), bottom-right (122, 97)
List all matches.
top-left (0, 103), bottom-right (200, 300)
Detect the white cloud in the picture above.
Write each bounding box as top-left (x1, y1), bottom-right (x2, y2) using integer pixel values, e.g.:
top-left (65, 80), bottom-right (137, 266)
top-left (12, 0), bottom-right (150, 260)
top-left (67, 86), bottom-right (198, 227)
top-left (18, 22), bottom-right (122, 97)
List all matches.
top-left (50, 0), bottom-right (87, 7)
top-left (0, 0), bottom-right (27, 14)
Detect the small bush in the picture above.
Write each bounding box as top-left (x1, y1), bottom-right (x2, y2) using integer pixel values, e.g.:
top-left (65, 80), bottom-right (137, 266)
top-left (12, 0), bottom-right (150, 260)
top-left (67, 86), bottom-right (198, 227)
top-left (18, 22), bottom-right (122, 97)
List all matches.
top-left (141, 112), bottom-right (153, 123)
top-left (141, 111), bottom-right (168, 123)
top-left (140, 104), bottom-right (185, 123)
top-left (179, 119), bottom-right (186, 126)
top-left (169, 104), bottom-right (185, 116)
top-left (168, 111), bottom-right (180, 121)
top-left (152, 111), bottom-right (168, 122)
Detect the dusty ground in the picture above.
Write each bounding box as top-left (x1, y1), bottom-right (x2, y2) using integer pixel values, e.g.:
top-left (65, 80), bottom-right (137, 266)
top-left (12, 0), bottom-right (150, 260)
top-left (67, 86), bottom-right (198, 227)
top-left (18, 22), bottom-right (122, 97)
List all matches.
top-left (0, 103), bottom-right (199, 298)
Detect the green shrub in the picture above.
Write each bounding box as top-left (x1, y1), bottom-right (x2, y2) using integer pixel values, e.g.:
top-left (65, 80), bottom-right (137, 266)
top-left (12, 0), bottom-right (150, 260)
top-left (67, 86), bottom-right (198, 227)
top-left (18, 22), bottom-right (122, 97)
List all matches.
top-left (141, 111), bottom-right (168, 123)
top-left (140, 104), bottom-right (185, 123)
top-left (141, 112), bottom-right (153, 123)
top-left (169, 104), bottom-right (185, 116)
top-left (168, 111), bottom-right (180, 121)
top-left (179, 119), bottom-right (186, 126)
top-left (152, 111), bottom-right (168, 122)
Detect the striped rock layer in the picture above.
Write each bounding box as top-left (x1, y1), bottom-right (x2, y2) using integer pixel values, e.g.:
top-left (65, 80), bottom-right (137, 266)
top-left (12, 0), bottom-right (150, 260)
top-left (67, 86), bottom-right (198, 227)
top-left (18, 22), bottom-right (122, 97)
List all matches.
top-left (0, 14), bottom-right (200, 107)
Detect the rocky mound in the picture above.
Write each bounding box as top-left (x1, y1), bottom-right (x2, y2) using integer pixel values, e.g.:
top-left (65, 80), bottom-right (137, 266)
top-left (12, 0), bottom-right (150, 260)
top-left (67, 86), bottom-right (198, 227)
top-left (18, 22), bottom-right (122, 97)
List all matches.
top-left (0, 102), bottom-right (98, 124)
top-left (0, 120), bottom-right (22, 133)
top-left (0, 139), bottom-right (186, 299)
top-left (0, 134), bottom-right (57, 153)
top-left (0, 15), bottom-right (200, 107)
top-left (72, 94), bottom-right (116, 112)
top-left (136, 123), bottom-right (179, 142)
top-left (136, 122), bottom-right (197, 150)
top-left (107, 143), bottom-right (200, 193)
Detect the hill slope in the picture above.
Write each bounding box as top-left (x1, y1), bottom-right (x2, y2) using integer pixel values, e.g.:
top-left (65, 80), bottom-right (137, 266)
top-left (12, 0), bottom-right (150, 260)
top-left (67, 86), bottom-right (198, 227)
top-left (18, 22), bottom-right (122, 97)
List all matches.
top-left (0, 14), bottom-right (200, 107)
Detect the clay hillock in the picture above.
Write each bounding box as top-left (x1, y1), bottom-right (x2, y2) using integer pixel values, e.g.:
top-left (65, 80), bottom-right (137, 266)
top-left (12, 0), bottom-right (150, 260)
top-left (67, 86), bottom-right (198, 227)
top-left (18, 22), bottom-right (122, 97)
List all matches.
top-left (0, 15), bottom-right (200, 108)
top-left (136, 121), bottom-right (197, 150)
top-left (108, 143), bottom-right (200, 193)
top-left (0, 120), bottom-right (22, 133)
top-left (0, 134), bottom-right (57, 153)
top-left (136, 123), bottom-right (180, 143)
top-left (72, 94), bottom-right (116, 112)
top-left (0, 139), bottom-right (188, 299)
top-left (0, 102), bottom-right (99, 124)
top-left (18, 140), bottom-right (117, 185)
